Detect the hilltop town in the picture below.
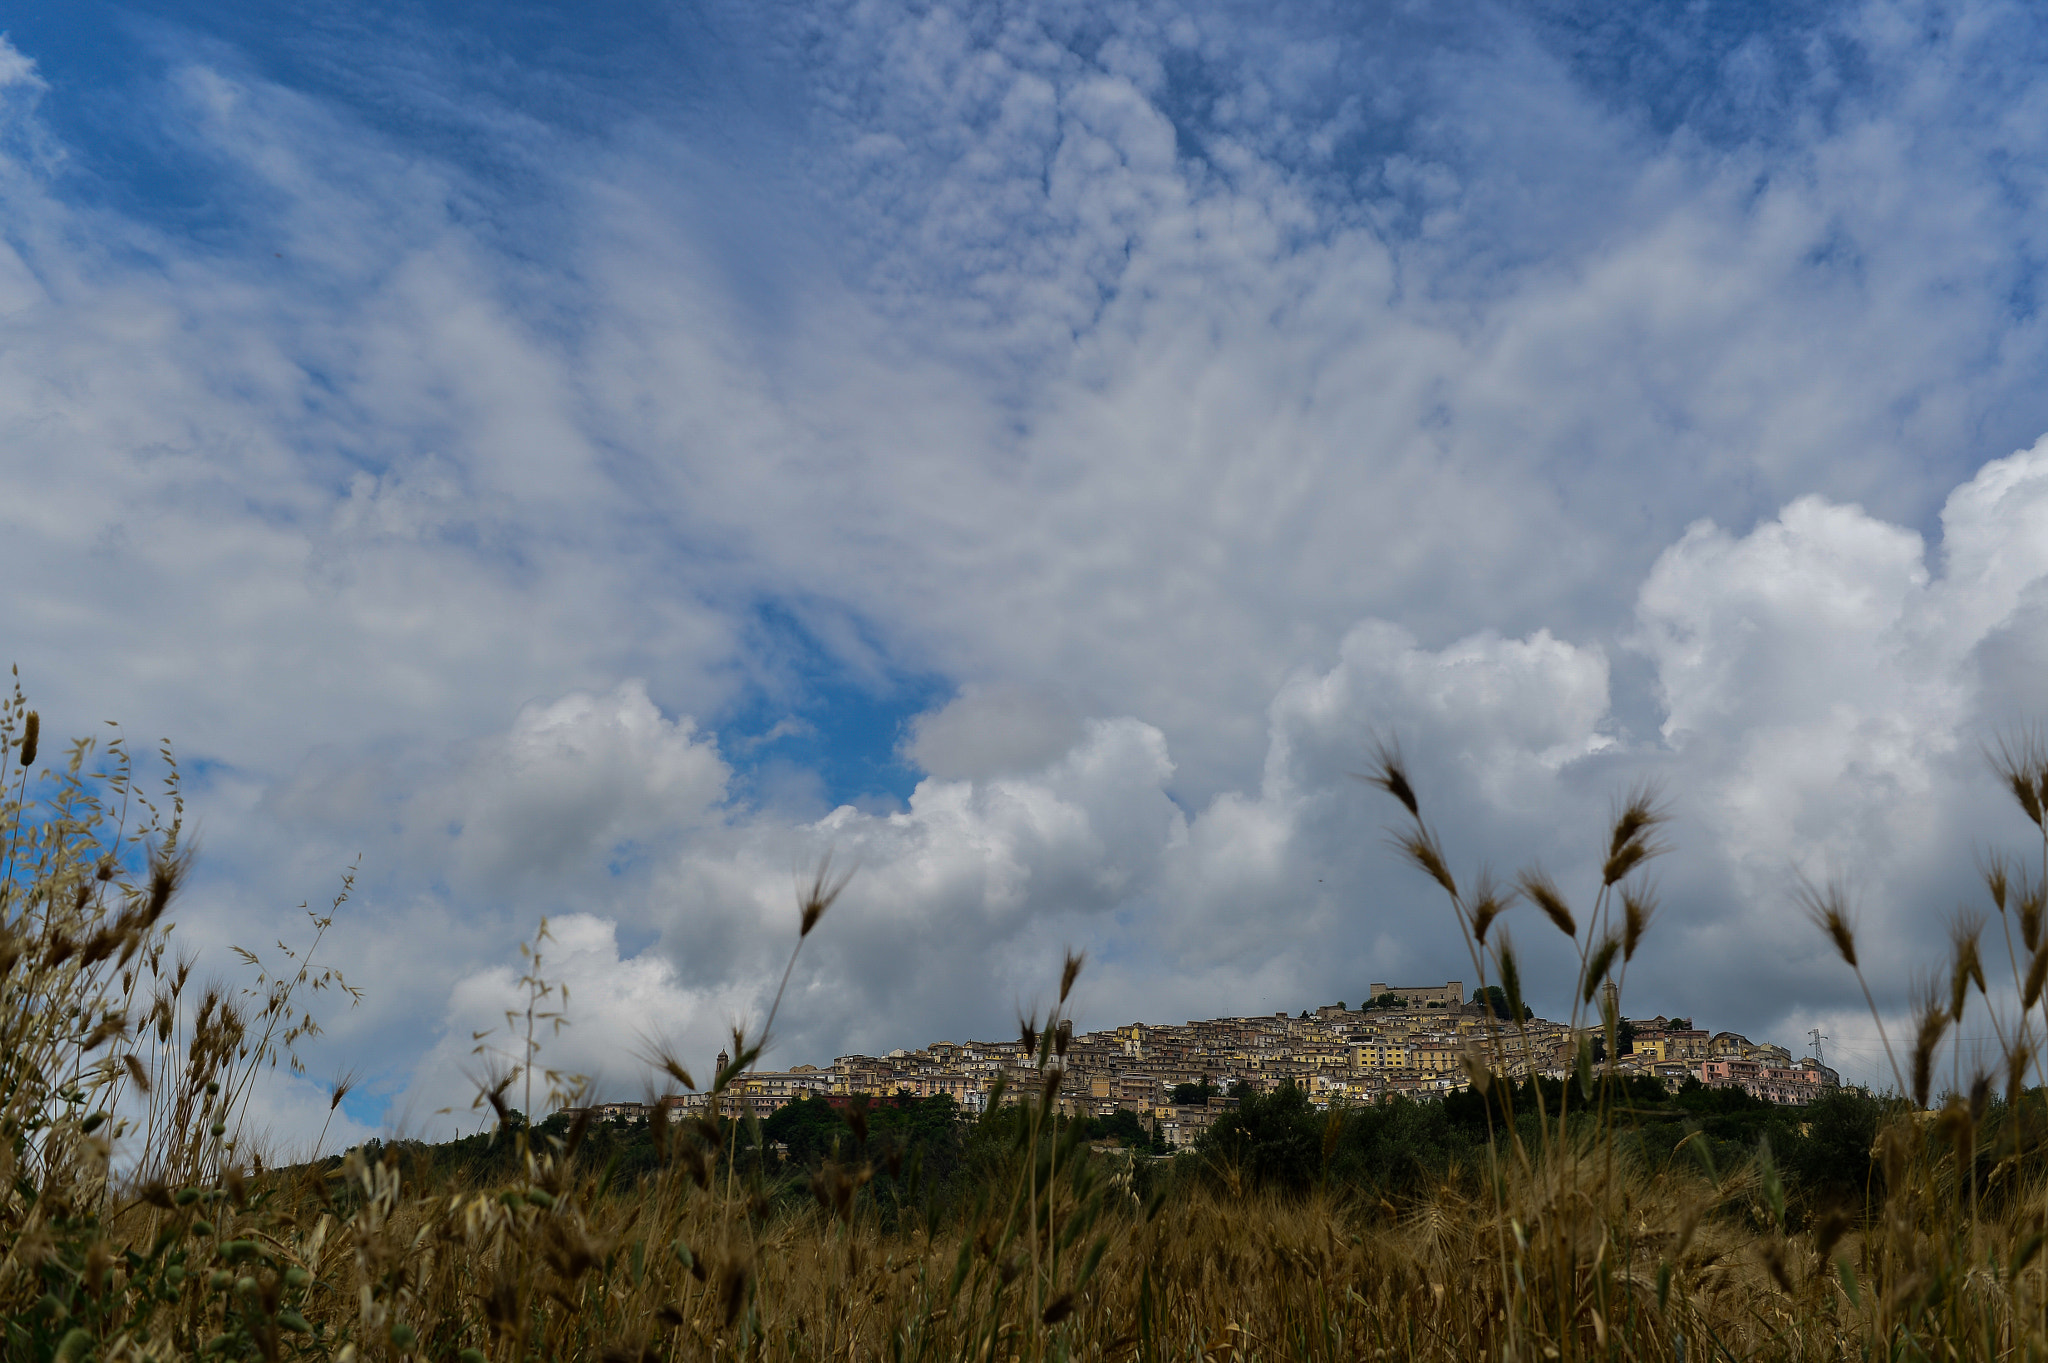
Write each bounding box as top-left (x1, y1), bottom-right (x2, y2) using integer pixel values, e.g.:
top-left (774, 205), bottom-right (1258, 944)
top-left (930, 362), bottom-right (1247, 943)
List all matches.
top-left (588, 981), bottom-right (1841, 1145)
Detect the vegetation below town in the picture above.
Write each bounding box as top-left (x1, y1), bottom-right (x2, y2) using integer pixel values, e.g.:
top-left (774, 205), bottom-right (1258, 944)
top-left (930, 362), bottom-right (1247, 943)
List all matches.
top-left (399, 1074), bottom-right (1888, 1235)
top-left (6, 689), bottom-right (2048, 1360)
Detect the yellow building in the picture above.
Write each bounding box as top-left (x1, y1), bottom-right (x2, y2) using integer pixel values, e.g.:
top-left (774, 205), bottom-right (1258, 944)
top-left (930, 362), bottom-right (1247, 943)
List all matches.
top-left (1350, 1043), bottom-right (1409, 1071)
top-left (1410, 1039), bottom-right (1458, 1073)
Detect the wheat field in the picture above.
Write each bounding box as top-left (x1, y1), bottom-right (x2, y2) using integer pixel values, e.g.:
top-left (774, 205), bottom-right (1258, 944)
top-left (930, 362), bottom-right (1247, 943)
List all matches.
top-left (7, 688), bottom-right (2048, 1362)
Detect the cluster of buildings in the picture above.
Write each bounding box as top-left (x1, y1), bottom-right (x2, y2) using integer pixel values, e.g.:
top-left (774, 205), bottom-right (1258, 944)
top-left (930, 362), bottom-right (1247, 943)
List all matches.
top-left (585, 982), bottom-right (1838, 1146)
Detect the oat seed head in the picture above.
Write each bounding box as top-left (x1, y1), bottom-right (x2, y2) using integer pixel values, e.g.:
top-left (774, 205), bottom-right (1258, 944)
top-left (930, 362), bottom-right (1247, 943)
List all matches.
top-left (1360, 737), bottom-right (1419, 820)
top-left (1458, 1051), bottom-right (1492, 1095)
top-left (1516, 868), bottom-right (1575, 938)
top-left (1467, 870), bottom-right (1511, 945)
top-left (1990, 730), bottom-right (2048, 829)
top-left (1397, 828), bottom-right (1457, 900)
top-left (329, 1067), bottom-right (359, 1111)
top-left (1059, 949), bottom-right (1085, 1004)
top-left (1492, 933), bottom-right (1525, 1027)
top-left (633, 1034), bottom-right (698, 1092)
top-left (1983, 852), bottom-right (2012, 914)
top-left (2023, 944), bottom-right (2048, 1010)
top-left (1601, 785), bottom-right (1669, 886)
top-left (1607, 784), bottom-right (1667, 860)
top-left (1038, 1065), bottom-right (1062, 1114)
top-left (1760, 1239), bottom-right (1793, 1295)
top-left (1623, 883), bottom-right (1657, 960)
top-left (140, 845), bottom-right (191, 931)
top-left (1797, 877), bottom-right (1859, 969)
top-left (2022, 874), bottom-right (2048, 956)
top-left (1912, 985), bottom-right (1951, 1109)
top-left (1950, 911), bottom-right (1987, 1022)
top-left (1581, 933), bottom-right (1620, 1006)
top-left (797, 852), bottom-right (856, 939)
top-left (1812, 1208), bottom-right (1852, 1262)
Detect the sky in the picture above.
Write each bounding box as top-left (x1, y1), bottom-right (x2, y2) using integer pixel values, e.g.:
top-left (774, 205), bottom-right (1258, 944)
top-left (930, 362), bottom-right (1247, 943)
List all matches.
top-left (4, 0), bottom-right (2048, 1148)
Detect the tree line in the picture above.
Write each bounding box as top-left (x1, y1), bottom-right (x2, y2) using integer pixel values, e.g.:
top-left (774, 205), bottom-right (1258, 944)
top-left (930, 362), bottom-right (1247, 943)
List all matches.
top-left (378, 1074), bottom-right (1892, 1231)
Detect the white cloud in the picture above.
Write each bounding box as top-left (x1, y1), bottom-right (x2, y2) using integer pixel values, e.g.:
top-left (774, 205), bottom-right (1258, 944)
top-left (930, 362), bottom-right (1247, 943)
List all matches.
top-left (1612, 439), bottom-right (2048, 1078)
top-left (228, 1068), bottom-right (382, 1166)
top-left (1638, 496), bottom-right (1950, 886)
top-left (4, 4), bottom-right (2048, 1112)
top-left (902, 684), bottom-right (1083, 780)
top-left (0, 36), bottom-right (40, 92)
top-left (397, 913), bottom-right (751, 1135)
top-left (292, 435), bottom-right (2048, 1115)
top-left (1643, 439), bottom-right (2048, 885)
top-left (407, 681), bottom-right (731, 894)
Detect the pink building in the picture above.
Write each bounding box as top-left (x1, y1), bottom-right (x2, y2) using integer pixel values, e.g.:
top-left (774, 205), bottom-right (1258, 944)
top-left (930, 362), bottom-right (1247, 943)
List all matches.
top-left (1697, 1057), bottom-right (1839, 1105)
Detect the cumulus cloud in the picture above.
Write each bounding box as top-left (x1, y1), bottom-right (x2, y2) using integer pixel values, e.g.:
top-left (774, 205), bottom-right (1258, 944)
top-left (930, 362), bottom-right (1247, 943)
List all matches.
top-left (5, 4), bottom-right (2048, 1119)
top-left (534, 0), bottom-right (2048, 809)
top-left (397, 681), bottom-right (730, 895)
top-left (228, 1068), bottom-right (382, 1166)
top-left (1621, 441), bottom-right (2048, 1027)
top-left (397, 913), bottom-right (754, 1135)
top-left (901, 684), bottom-right (1084, 781)
top-left (620, 442), bottom-right (2048, 1094)
top-left (360, 435), bottom-right (2048, 1119)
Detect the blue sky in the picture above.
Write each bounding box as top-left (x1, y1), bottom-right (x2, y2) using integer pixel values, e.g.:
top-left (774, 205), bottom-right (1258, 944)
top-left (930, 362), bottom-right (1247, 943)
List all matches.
top-left (5, 0), bottom-right (2048, 1139)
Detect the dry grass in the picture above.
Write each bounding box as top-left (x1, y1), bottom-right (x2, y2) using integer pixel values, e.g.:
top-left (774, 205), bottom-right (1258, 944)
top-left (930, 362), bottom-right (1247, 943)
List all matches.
top-left (7, 700), bottom-right (2048, 1359)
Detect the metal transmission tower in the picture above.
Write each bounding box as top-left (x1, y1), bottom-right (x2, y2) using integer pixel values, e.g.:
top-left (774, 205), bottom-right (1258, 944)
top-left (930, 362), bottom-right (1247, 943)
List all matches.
top-left (1808, 1028), bottom-right (1828, 1066)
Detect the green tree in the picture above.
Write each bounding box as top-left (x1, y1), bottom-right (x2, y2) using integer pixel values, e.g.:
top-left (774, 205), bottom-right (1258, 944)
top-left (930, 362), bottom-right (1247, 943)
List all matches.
top-left (1083, 1107), bottom-right (1169, 1153)
top-left (1778, 1087), bottom-right (1886, 1205)
top-left (1198, 1081), bottom-right (1322, 1194)
top-left (1477, 985), bottom-right (1533, 1021)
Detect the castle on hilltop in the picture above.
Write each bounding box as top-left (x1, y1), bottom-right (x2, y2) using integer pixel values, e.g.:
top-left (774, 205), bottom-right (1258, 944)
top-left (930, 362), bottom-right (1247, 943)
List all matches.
top-left (1366, 981), bottom-right (1463, 1007)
